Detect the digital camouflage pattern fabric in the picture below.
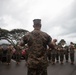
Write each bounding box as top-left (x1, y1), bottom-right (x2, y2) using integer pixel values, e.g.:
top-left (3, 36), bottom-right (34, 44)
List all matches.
top-left (23, 30), bottom-right (52, 69)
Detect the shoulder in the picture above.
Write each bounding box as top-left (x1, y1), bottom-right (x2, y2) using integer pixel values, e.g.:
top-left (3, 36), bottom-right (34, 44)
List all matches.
top-left (40, 31), bottom-right (52, 42)
top-left (42, 31), bottom-right (52, 40)
top-left (40, 31), bottom-right (51, 37)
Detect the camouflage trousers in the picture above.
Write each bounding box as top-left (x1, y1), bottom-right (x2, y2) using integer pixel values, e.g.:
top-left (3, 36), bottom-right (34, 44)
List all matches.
top-left (0, 54), bottom-right (2, 61)
top-left (27, 67), bottom-right (47, 75)
top-left (56, 53), bottom-right (59, 61)
top-left (6, 55), bottom-right (11, 63)
top-left (65, 54), bottom-right (69, 61)
top-left (70, 53), bottom-right (74, 62)
top-left (16, 54), bottom-right (21, 62)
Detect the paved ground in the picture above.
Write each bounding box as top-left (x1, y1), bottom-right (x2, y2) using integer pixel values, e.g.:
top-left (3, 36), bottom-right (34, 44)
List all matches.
top-left (0, 60), bottom-right (27, 75)
top-left (0, 52), bottom-right (76, 75)
top-left (48, 62), bottom-right (76, 75)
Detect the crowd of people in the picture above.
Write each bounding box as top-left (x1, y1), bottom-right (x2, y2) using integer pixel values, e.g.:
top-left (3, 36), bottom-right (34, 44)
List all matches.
top-left (0, 41), bottom-right (75, 65)
top-left (47, 41), bottom-right (75, 65)
top-left (0, 44), bottom-right (28, 65)
top-left (0, 45), bottom-right (13, 65)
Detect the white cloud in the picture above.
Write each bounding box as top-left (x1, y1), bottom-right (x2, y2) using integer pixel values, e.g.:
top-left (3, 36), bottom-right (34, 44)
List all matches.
top-left (0, 15), bottom-right (22, 30)
top-left (0, 0), bottom-right (75, 44)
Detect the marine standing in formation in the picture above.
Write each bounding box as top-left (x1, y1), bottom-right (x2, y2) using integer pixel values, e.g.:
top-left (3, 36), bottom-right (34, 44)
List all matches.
top-left (57, 44), bottom-right (64, 64)
top-left (69, 42), bottom-right (75, 64)
top-left (0, 46), bottom-right (3, 63)
top-left (64, 45), bottom-right (69, 62)
top-left (6, 45), bottom-right (13, 65)
top-left (20, 19), bottom-right (54, 75)
top-left (51, 39), bottom-right (57, 64)
top-left (47, 47), bottom-right (52, 63)
top-left (15, 45), bottom-right (22, 64)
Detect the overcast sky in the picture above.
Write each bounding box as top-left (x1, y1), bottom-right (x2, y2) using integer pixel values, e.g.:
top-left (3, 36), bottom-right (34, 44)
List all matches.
top-left (0, 0), bottom-right (76, 44)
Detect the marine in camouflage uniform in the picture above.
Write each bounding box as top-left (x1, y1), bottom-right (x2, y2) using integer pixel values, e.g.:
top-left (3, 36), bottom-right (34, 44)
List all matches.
top-left (24, 45), bottom-right (29, 62)
top-left (6, 45), bottom-right (13, 65)
top-left (55, 45), bottom-right (59, 63)
top-left (15, 45), bottom-right (22, 64)
top-left (64, 45), bottom-right (69, 62)
top-left (58, 45), bottom-right (64, 64)
top-left (69, 42), bottom-right (75, 64)
top-left (2, 45), bottom-right (7, 63)
top-left (0, 46), bottom-right (3, 63)
top-left (47, 48), bottom-right (52, 63)
top-left (51, 49), bottom-right (56, 64)
top-left (20, 19), bottom-right (53, 75)
top-left (51, 39), bottom-right (57, 64)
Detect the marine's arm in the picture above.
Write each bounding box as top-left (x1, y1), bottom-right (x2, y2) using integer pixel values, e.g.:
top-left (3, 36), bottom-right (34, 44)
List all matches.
top-left (47, 35), bottom-right (55, 49)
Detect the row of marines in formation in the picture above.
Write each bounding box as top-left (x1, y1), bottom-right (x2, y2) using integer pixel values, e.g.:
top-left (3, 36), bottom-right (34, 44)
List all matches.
top-left (0, 40), bottom-right (75, 65)
top-left (47, 41), bottom-right (75, 65)
top-left (0, 45), bottom-right (22, 65)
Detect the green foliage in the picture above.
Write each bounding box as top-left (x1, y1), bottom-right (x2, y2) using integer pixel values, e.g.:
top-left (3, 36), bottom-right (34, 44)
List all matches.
top-left (10, 29), bottom-right (28, 34)
top-left (0, 28), bottom-right (9, 38)
top-left (0, 28), bottom-right (29, 50)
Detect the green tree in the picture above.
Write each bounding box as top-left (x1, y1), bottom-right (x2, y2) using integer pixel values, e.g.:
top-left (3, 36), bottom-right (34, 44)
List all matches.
top-left (0, 28), bottom-right (28, 50)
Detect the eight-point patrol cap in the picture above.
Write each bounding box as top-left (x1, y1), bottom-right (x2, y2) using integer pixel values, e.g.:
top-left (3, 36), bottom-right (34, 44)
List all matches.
top-left (33, 19), bottom-right (41, 25)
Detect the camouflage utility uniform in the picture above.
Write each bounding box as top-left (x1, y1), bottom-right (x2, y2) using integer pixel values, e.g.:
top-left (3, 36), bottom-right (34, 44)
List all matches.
top-left (64, 46), bottom-right (69, 62)
top-left (22, 30), bottom-right (52, 75)
top-left (58, 45), bottom-right (64, 64)
top-left (51, 48), bottom-right (56, 64)
top-left (15, 46), bottom-right (22, 64)
top-left (47, 48), bottom-right (52, 62)
top-left (51, 39), bottom-right (57, 64)
top-left (69, 43), bottom-right (75, 64)
top-left (0, 46), bottom-right (3, 62)
top-left (6, 45), bottom-right (13, 64)
top-left (55, 45), bottom-right (59, 63)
